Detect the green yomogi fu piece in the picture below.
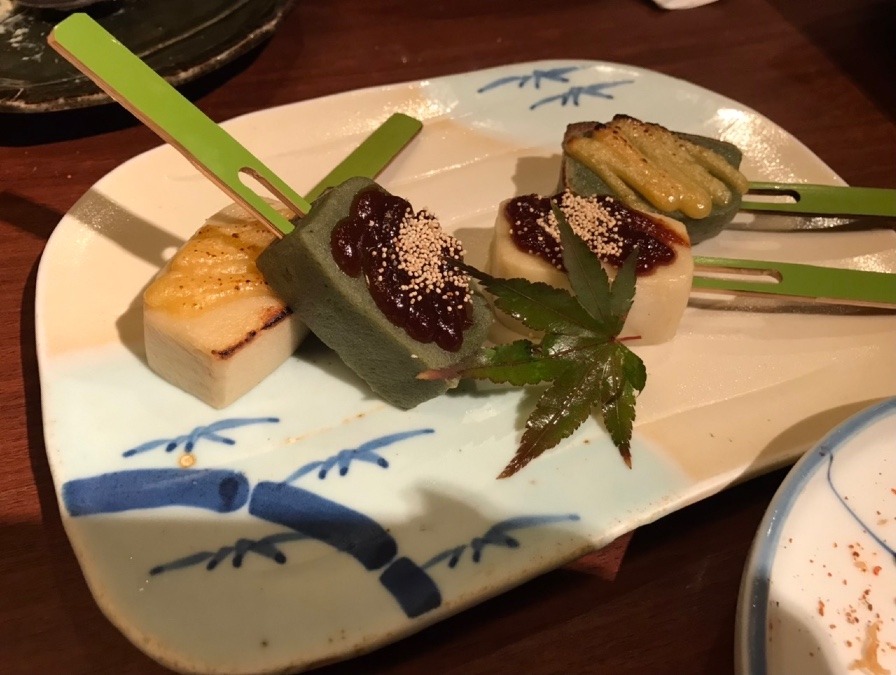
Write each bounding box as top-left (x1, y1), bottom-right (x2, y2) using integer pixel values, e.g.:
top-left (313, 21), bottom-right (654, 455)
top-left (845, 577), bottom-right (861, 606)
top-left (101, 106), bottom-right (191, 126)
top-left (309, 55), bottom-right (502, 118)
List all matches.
top-left (561, 116), bottom-right (749, 244)
top-left (258, 177), bottom-right (492, 409)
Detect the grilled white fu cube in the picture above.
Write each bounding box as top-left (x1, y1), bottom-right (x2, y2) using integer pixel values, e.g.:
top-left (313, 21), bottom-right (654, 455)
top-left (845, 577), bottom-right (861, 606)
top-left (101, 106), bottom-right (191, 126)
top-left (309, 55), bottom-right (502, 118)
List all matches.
top-left (488, 190), bottom-right (693, 345)
top-left (143, 202), bottom-right (307, 408)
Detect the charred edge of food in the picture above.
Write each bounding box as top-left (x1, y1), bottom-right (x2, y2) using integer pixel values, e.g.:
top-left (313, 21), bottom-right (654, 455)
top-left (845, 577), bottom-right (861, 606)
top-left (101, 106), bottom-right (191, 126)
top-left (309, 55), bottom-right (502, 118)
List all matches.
top-left (211, 306), bottom-right (293, 360)
top-left (504, 190), bottom-right (687, 275)
top-left (329, 186), bottom-right (475, 352)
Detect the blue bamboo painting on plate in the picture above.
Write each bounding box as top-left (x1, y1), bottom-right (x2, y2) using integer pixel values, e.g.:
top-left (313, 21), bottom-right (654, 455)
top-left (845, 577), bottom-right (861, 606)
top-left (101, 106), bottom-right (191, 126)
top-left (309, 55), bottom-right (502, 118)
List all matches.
top-left (477, 65), bottom-right (634, 109)
top-left (61, 417), bottom-right (580, 620)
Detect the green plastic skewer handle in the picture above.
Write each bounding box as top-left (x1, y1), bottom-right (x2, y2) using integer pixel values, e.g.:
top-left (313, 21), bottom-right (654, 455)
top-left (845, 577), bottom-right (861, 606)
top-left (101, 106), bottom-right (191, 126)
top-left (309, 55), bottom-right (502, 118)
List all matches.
top-left (693, 256), bottom-right (896, 307)
top-left (304, 114), bottom-right (422, 203)
top-left (49, 14), bottom-right (306, 237)
top-left (743, 182), bottom-right (896, 218)
top-left (49, 14), bottom-right (422, 237)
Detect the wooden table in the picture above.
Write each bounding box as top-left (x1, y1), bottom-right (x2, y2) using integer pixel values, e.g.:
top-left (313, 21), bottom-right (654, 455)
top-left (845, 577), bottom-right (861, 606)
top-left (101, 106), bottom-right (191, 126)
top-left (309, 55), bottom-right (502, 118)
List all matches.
top-left (2, 1), bottom-right (894, 673)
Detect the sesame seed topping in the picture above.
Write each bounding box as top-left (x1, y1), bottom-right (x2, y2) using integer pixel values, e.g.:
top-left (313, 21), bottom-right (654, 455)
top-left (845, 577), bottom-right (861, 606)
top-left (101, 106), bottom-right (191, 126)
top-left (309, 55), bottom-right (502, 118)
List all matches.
top-left (330, 187), bottom-right (475, 351)
top-left (531, 191), bottom-right (624, 259)
top-left (503, 190), bottom-right (685, 274)
top-left (384, 208), bottom-right (471, 304)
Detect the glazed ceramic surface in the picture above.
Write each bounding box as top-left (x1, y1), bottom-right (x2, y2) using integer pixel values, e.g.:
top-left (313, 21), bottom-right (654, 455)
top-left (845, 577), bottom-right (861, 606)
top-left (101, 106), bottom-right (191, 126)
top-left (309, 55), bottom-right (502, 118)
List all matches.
top-left (36, 61), bottom-right (896, 674)
top-left (736, 398), bottom-right (896, 675)
top-left (0, 0), bottom-right (295, 111)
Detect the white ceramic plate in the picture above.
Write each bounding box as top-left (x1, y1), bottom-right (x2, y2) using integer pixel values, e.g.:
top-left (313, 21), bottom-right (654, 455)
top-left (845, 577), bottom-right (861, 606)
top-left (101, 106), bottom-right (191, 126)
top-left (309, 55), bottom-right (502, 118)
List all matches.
top-left (36, 60), bottom-right (896, 674)
top-left (736, 398), bottom-right (896, 675)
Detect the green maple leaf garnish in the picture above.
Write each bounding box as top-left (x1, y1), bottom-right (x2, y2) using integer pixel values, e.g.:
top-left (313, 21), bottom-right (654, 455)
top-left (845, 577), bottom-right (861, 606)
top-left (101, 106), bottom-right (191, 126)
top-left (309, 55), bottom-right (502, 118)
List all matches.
top-left (422, 204), bottom-right (646, 478)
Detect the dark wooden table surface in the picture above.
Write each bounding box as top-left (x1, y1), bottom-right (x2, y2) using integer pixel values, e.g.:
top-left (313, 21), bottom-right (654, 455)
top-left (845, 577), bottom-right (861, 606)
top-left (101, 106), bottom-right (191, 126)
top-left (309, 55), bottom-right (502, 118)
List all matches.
top-left (2, 1), bottom-right (894, 673)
